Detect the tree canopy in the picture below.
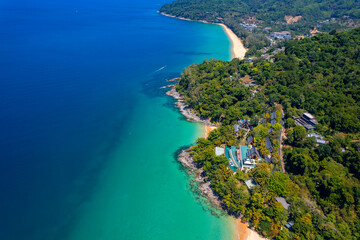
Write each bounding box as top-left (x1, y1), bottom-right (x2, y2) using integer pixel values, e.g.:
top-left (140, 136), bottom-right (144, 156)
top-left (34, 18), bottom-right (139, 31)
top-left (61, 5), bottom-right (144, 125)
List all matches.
top-left (160, 0), bottom-right (360, 51)
top-left (173, 28), bottom-right (360, 239)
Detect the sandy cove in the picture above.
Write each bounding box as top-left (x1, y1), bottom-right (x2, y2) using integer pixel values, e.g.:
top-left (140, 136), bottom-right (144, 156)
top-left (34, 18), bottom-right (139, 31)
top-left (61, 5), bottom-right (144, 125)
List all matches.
top-left (204, 125), bottom-right (217, 138)
top-left (159, 12), bottom-right (247, 60)
top-left (166, 85), bottom-right (266, 240)
top-left (218, 24), bottom-right (247, 59)
top-left (236, 219), bottom-right (266, 240)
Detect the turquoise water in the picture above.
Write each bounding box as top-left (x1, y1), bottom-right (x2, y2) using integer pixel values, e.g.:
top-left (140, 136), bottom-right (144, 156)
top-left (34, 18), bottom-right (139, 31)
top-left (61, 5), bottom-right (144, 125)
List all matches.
top-left (67, 93), bottom-right (235, 240)
top-left (0, 1), bottom-right (235, 239)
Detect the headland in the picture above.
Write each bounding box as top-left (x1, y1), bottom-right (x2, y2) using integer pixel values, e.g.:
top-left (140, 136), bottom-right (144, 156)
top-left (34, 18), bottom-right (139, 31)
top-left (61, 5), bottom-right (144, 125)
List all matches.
top-left (166, 84), bottom-right (265, 240)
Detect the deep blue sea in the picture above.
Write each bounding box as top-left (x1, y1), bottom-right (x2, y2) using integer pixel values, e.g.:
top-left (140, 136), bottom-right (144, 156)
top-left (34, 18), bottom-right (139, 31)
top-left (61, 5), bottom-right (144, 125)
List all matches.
top-left (0, 0), bottom-right (234, 239)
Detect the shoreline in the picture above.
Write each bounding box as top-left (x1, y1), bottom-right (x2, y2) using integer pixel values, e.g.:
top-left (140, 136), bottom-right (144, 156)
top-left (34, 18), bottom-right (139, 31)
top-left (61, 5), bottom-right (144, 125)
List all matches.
top-left (166, 85), bottom-right (265, 240)
top-left (159, 12), bottom-right (247, 60)
top-left (204, 125), bottom-right (217, 138)
top-left (218, 23), bottom-right (247, 59)
top-left (166, 85), bottom-right (222, 208)
top-left (236, 220), bottom-right (266, 240)
top-left (165, 85), bottom-right (216, 127)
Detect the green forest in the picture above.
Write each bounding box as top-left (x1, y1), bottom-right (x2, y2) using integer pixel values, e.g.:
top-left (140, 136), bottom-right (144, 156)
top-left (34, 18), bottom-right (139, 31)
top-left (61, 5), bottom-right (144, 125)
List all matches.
top-left (160, 0), bottom-right (360, 51)
top-left (175, 28), bottom-right (360, 239)
top-left (160, 0), bottom-right (360, 25)
top-left (177, 28), bottom-right (360, 133)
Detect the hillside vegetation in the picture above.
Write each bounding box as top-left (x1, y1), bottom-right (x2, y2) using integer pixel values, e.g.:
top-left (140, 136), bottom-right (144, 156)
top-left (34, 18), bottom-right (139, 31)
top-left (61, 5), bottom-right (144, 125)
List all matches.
top-left (160, 0), bottom-right (360, 51)
top-left (161, 0), bottom-right (360, 22)
top-left (177, 28), bottom-right (360, 133)
top-left (176, 28), bottom-right (360, 239)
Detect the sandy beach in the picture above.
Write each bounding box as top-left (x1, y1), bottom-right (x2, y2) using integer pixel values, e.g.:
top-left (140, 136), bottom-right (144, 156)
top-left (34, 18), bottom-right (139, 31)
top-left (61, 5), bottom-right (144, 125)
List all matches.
top-left (218, 24), bottom-right (247, 59)
top-left (236, 219), bottom-right (266, 240)
top-left (204, 125), bottom-right (217, 138)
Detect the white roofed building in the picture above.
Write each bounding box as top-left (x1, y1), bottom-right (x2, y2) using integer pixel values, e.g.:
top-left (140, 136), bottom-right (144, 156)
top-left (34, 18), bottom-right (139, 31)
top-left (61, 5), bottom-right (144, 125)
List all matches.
top-left (215, 147), bottom-right (225, 156)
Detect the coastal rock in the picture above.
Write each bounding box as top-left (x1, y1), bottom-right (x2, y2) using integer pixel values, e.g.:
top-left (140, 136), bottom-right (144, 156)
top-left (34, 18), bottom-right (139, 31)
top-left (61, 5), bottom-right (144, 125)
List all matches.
top-left (160, 84), bottom-right (175, 89)
top-left (167, 77), bottom-right (180, 82)
top-left (166, 85), bottom-right (216, 127)
top-left (199, 182), bottom-right (223, 209)
top-left (167, 84), bottom-right (223, 210)
top-left (177, 147), bottom-right (222, 209)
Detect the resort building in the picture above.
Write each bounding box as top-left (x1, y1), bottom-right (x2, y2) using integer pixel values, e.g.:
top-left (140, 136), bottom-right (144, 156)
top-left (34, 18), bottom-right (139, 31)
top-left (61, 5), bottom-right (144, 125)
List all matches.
top-left (285, 221), bottom-right (295, 231)
top-left (259, 111), bottom-right (284, 127)
top-left (276, 197), bottom-right (290, 210)
top-left (247, 135), bottom-right (254, 144)
top-left (223, 145), bottom-right (261, 172)
top-left (265, 136), bottom-right (273, 152)
top-left (245, 178), bottom-right (258, 190)
top-left (240, 22), bottom-right (257, 32)
top-left (234, 119), bottom-right (251, 132)
top-left (244, 82), bottom-right (257, 87)
top-left (225, 146), bottom-right (240, 172)
top-left (268, 127), bottom-right (274, 134)
top-left (246, 147), bottom-right (261, 160)
top-left (270, 31), bottom-right (292, 40)
top-left (271, 111), bottom-right (277, 120)
top-left (293, 112), bottom-right (318, 130)
top-left (215, 147), bottom-right (225, 156)
top-left (244, 57), bottom-right (256, 63)
top-left (307, 133), bottom-right (328, 144)
top-left (271, 111), bottom-right (284, 121)
top-left (271, 119), bottom-right (276, 126)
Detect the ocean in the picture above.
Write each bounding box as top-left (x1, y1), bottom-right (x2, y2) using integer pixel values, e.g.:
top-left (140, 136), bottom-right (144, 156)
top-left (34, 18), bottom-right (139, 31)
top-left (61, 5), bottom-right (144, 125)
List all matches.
top-left (0, 0), bottom-right (234, 239)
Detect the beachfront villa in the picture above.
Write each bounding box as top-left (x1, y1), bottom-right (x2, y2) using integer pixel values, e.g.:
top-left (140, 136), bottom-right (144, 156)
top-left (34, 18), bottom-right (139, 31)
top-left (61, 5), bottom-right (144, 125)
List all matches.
top-left (224, 145), bottom-right (261, 172)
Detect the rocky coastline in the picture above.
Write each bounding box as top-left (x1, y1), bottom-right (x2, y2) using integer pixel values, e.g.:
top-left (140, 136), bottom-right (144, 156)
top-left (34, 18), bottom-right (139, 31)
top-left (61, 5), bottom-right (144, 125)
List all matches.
top-left (165, 82), bottom-right (222, 209)
top-left (166, 85), bottom-right (216, 127)
top-left (178, 148), bottom-right (224, 209)
top-left (164, 79), bottom-right (267, 240)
